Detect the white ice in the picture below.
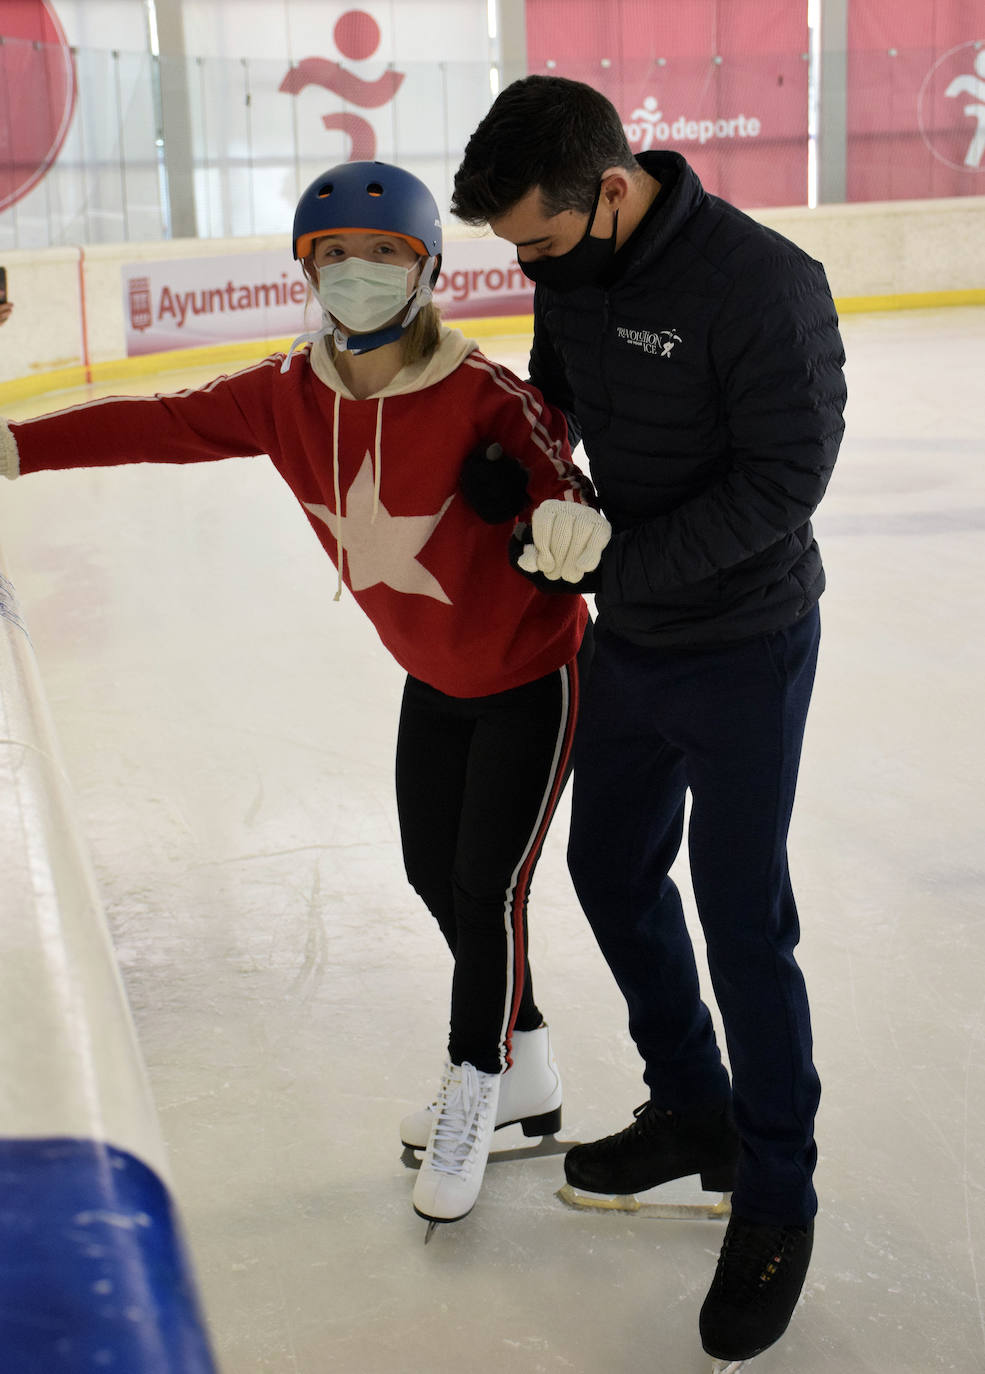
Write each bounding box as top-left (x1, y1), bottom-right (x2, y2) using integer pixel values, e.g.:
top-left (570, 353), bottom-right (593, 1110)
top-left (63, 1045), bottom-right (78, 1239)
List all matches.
top-left (1, 307), bottom-right (983, 1373)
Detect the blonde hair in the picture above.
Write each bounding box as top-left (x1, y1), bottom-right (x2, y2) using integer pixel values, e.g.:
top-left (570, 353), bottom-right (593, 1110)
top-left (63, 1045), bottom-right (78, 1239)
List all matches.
top-left (402, 301), bottom-right (442, 363)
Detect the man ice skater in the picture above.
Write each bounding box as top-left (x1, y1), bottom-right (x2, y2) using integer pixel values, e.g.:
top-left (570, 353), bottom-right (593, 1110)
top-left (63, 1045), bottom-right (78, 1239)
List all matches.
top-left (452, 75), bottom-right (846, 1368)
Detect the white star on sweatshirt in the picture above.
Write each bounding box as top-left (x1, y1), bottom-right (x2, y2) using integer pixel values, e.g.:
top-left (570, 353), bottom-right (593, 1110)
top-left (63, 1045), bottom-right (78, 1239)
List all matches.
top-left (304, 452), bottom-right (453, 604)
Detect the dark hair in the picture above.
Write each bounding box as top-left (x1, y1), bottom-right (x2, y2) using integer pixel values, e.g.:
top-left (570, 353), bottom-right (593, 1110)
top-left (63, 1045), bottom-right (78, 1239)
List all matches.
top-left (451, 75), bottom-right (637, 225)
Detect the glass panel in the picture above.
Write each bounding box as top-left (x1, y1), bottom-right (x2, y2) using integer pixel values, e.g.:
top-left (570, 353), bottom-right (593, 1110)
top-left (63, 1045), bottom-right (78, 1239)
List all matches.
top-left (2, 3), bottom-right (982, 249)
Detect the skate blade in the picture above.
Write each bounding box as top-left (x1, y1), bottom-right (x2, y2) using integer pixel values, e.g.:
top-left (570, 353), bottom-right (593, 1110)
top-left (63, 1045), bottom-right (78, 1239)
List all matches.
top-left (415, 1204), bottom-right (476, 1243)
top-left (556, 1181), bottom-right (731, 1221)
top-left (710, 1360), bottom-right (747, 1373)
top-left (402, 1134), bottom-right (573, 1171)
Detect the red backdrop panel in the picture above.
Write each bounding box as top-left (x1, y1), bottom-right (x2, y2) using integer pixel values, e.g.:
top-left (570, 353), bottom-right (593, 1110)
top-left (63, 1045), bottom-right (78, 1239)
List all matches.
top-left (0, 1), bottom-right (77, 212)
top-left (846, 0), bottom-right (985, 200)
top-left (525, 0), bottom-right (809, 208)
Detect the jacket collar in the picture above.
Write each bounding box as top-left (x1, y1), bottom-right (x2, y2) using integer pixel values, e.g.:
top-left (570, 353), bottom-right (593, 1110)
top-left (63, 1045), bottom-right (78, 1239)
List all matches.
top-left (604, 152), bottom-right (706, 282)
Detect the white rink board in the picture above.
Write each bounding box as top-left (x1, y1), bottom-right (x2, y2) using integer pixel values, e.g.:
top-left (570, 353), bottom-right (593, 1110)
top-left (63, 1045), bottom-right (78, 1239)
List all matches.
top-left (0, 564), bottom-right (166, 1172)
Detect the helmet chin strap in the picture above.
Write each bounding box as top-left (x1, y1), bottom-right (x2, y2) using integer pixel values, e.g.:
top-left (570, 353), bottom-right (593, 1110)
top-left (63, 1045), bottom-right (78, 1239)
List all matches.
top-left (331, 254), bottom-right (439, 357)
top-left (332, 320), bottom-right (405, 356)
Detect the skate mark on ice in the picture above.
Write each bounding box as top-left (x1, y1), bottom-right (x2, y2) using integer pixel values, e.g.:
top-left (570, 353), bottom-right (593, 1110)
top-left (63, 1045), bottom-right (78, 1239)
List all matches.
top-left (242, 772), bottom-right (265, 827)
top-left (289, 864), bottom-right (328, 1003)
top-left (963, 987), bottom-right (985, 1361)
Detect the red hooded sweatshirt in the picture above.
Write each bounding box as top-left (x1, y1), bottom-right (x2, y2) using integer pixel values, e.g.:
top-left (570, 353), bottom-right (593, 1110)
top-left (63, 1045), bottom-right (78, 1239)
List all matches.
top-left (1, 327), bottom-right (591, 698)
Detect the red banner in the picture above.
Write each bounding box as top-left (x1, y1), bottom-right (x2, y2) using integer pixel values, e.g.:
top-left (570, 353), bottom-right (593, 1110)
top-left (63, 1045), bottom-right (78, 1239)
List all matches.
top-left (846, 0), bottom-right (985, 200)
top-left (525, 0), bottom-right (809, 208)
top-left (0, 1), bottom-right (76, 212)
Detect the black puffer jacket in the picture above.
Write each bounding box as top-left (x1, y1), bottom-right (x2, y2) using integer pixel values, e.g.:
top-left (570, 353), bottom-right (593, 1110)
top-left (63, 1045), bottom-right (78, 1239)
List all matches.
top-left (528, 151), bottom-right (847, 648)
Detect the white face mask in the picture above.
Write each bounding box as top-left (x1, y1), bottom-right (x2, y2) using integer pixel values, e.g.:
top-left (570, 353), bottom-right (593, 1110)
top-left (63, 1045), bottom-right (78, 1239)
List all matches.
top-left (317, 257), bottom-right (417, 335)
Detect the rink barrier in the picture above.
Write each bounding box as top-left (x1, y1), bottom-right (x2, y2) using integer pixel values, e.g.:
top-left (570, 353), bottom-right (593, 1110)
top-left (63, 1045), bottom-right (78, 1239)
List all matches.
top-left (2, 284), bottom-right (984, 409)
top-left (2, 283), bottom-right (983, 409)
top-left (0, 313), bottom-right (538, 406)
top-left (0, 192), bottom-right (982, 402)
top-left (0, 563), bottom-right (217, 1373)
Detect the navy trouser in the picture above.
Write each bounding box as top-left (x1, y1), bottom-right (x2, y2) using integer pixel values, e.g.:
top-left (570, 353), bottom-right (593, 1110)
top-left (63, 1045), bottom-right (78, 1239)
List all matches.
top-left (567, 607), bottom-right (821, 1226)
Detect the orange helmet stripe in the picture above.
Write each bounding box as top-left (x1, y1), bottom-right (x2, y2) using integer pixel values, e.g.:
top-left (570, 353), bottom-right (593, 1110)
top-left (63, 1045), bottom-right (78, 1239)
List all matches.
top-left (296, 227), bottom-right (428, 262)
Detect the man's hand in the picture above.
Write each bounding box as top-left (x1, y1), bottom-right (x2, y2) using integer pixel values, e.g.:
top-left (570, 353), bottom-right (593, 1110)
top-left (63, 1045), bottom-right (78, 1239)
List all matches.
top-left (459, 440), bottom-right (529, 524)
top-left (517, 499), bottom-right (611, 582)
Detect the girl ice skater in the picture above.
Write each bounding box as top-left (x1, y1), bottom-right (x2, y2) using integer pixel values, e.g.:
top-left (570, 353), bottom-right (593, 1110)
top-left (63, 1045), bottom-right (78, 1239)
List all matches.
top-left (0, 162), bottom-right (597, 1234)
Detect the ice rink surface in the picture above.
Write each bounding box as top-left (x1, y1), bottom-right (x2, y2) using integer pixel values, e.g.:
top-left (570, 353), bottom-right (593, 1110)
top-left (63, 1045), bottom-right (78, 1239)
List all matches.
top-left (1, 306), bottom-right (983, 1373)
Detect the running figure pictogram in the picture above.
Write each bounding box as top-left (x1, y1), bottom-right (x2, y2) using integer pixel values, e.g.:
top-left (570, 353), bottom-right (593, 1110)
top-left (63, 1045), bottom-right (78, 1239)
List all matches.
top-left (945, 48), bottom-right (985, 170)
top-left (279, 10), bottom-right (404, 161)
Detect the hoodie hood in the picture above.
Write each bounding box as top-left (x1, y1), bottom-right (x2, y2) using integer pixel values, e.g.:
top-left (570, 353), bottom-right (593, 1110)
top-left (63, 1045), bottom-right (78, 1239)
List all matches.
top-left (308, 323), bottom-right (477, 399)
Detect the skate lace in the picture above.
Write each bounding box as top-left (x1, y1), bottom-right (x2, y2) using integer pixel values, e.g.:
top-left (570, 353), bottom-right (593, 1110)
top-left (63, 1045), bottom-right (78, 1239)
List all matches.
top-left (627, 1102), bottom-right (671, 1139)
top-left (430, 1063), bottom-right (496, 1179)
top-left (580, 1102), bottom-right (669, 1155)
top-left (714, 1223), bottom-right (803, 1303)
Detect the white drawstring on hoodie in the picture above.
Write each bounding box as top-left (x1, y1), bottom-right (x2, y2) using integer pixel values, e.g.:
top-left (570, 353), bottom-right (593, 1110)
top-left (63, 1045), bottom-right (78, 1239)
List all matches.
top-left (279, 308), bottom-right (477, 606)
top-left (327, 389), bottom-right (385, 602)
top-left (330, 391), bottom-right (343, 600)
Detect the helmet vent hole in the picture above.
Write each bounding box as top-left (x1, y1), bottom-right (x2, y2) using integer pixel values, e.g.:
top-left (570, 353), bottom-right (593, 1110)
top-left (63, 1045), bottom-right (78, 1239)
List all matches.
top-left (317, 183), bottom-right (334, 198)
top-left (367, 182), bottom-right (384, 197)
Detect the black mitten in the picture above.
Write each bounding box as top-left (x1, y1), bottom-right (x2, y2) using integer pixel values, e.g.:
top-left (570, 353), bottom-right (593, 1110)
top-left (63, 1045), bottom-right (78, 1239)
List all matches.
top-left (459, 440), bottom-right (530, 523)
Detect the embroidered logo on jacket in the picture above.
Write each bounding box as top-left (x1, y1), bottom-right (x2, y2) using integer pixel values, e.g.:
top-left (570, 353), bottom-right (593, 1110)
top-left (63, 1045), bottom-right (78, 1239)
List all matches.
top-left (617, 326), bottom-right (682, 358)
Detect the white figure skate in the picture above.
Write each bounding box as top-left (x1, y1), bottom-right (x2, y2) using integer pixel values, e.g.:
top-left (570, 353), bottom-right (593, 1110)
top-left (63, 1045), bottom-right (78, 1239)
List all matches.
top-left (412, 1061), bottom-right (500, 1242)
top-left (400, 1023), bottom-right (562, 1150)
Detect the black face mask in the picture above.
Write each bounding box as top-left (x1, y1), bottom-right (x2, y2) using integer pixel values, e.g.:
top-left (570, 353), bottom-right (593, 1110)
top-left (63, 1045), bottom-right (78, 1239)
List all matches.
top-left (518, 181), bottom-right (618, 292)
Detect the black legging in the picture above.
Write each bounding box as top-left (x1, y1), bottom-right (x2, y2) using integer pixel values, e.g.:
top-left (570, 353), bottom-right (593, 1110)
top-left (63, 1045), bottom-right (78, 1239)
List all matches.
top-left (395, 625), bottom-right (593, 1074)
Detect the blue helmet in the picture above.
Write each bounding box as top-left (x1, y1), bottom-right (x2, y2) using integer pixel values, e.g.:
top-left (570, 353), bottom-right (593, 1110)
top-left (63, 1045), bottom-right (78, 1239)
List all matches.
top-left (292, 161), bottom-right (442, 267)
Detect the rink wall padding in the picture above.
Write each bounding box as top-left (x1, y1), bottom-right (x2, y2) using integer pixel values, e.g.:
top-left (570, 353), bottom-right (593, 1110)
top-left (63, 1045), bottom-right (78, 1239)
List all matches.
top-left (0, 565), bottom-right (217, 1372)
top-left (0, 1138), bottom-right (216, 1373)
top-left (0, 194), bottom-right (982, 402)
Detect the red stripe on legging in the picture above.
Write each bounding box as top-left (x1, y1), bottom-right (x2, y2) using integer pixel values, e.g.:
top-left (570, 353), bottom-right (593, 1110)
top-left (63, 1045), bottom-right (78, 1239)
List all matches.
top-left (503, 653), bottom-right (582, 1063)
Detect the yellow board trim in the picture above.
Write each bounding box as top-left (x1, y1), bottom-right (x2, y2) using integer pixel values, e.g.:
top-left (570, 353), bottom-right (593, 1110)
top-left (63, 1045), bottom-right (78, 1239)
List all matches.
top-left (453, 314), bottom-right (536, 337)
top-left (833, 288), bottom-right (985, 313)
top-left (1, 293), bottom-right (982, 407)
top-left (0, 339), bottom-right (297, 406)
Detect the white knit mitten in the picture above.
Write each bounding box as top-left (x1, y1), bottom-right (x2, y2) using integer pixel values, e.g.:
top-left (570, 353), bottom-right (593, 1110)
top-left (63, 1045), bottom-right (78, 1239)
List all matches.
top-left (517, 499), bottom-right (612, 582)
